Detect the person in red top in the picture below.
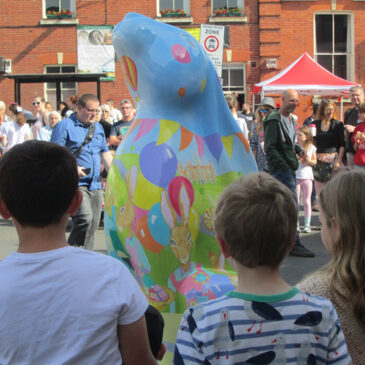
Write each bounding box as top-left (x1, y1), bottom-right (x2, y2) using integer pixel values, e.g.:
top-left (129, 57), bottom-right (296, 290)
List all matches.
top-left (352, 103), bottom-right (365, 167)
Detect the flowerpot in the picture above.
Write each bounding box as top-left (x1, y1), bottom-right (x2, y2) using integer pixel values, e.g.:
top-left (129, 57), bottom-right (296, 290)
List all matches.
top-left (47, 13), bottom-right (72, 19)
top-left (161, 13), bottom-right (186, 17)
top-left (214, 12), bottom-right (241, 17)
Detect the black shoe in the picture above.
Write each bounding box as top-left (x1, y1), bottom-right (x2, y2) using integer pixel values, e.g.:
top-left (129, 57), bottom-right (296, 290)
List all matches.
top-left (289, 243), bottom-right (315, 257)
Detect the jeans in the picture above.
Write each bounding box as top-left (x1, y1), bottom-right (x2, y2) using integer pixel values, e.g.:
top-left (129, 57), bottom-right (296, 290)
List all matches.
top-left (68, 186), bottom-right (103, 250)
top-left (271, 169), bottom-right (301, 246)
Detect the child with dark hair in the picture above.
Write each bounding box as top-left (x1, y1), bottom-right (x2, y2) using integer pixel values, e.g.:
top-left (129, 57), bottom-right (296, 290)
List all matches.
top-left (174, 172), bottom-right (351, 364)
top-left (145, 305), bottom-right (166, 361)
top-left (0, 140), bottom-right (156, 364)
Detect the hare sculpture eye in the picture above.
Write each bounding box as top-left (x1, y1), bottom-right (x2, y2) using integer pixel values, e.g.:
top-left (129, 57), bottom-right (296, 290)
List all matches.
top-left (170, 239), bottom-right (177, 247)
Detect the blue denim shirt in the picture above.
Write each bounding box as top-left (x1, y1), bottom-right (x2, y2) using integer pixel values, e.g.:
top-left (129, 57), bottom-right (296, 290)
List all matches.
top-left (51, 113), bottom-right (108, 190)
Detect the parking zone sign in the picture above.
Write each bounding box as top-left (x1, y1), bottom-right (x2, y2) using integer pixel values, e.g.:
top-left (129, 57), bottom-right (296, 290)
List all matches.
top-left (200, 24), bottom-right (225, 77)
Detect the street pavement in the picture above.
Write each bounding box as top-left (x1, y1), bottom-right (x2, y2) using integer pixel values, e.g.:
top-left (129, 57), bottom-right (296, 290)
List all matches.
top-left (0, 207), bottom-right (329, 285)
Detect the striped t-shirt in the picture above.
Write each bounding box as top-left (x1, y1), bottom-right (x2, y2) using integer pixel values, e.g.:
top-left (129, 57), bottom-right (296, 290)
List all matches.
top-left (174, 287), bottom-right (351, 364)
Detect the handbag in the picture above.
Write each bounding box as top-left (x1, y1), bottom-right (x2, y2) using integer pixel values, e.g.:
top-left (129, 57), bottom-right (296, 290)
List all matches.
top-left (313, 160), bottom-right (333, 183)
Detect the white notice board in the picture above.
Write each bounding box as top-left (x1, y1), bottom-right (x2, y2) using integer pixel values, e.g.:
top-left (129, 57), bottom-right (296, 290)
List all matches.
top-left (200, 24), bottom-right (225, 78)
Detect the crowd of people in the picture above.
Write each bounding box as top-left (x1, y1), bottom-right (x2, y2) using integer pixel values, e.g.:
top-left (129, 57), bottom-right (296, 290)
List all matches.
top-left (0, 87), bottom-right (364, 363)
top-left (0, 95), bottom-right (136, 157)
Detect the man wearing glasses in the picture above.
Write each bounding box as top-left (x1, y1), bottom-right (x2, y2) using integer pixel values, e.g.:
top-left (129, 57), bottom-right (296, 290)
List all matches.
top-left (109, 99), bottom-right (134, 151)
top-left (51, 94), bottom-right (113, 250)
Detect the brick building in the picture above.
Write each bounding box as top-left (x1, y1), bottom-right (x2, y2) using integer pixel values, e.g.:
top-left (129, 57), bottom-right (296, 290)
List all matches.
top-left (0, 0), bottom-right (364, 120)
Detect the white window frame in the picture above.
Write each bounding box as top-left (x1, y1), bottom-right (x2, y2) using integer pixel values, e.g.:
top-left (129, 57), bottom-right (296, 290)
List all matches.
top-left (43, 0), bottom-right (76, 18)
top-left (211, 0), bottom-right (244, 15)
top-left (157, 0), bottom-right (190, 16)
top-left (222, 63), bottom-right (246, 94)
top-left (314, 12), bottom-right (354, 81)
top-left (44, 65), bottom-right (78, 107)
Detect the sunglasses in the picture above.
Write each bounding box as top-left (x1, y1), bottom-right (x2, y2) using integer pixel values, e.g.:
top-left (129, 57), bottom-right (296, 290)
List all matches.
top-left (32, 101), bottom-right (41, 105)
top-left (259, 108), bottom-right (270, 113)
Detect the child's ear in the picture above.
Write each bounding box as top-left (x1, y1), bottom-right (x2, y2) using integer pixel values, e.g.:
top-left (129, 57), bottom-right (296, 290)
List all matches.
top-left (331, 217), bottom-right (340, 242)
top-left (156, 343), bottom-right (166, 361)
top-left (216, 235), bottom-right (231, 258)
top-left (68, 190), bottom-right (83, 216)
top-left (0, 198), bottom-right (11, 220)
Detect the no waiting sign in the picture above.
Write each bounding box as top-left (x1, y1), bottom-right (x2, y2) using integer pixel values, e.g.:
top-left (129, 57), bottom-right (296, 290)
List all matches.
top-left (200, 24), bottom-right (225, 77)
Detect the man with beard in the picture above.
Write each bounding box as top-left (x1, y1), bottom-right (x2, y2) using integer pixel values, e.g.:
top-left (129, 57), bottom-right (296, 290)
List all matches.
top-left (264, 89), bottom-right (315, 258)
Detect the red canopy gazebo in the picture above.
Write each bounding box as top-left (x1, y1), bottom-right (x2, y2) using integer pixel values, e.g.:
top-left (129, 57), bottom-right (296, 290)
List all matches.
top-left (253, 53), bottom-right (360, 118)
top-left (253, 53), bottom-right (359, 96)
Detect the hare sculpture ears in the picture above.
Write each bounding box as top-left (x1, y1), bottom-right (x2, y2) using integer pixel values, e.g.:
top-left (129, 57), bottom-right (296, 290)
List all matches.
top-left (160, 184), bottom-right (191, 229)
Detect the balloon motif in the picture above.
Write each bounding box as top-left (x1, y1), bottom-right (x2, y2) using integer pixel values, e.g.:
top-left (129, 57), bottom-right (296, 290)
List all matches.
top-left (139, 142), bottom-right (177, 188)
top-left (105, 13), bottom-right (258, 315)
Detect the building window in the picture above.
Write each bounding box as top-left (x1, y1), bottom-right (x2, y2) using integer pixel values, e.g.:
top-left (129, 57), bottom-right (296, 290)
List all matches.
top-left (44, 0), bottom-right (76, 18)
top-left (315, 14), bottom-right (352, 80)
top-left (44, 65), bottom-right (77, 108)
top-left (159, 0), bottom-right (190, 15)
top-left (222, 63), bottom-right (246, 94)
top-left (212, 0), bottom-right (244, 16)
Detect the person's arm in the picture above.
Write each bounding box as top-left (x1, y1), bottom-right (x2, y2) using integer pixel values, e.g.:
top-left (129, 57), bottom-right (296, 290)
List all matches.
top-left (109, 124), bottom-right (122, 146)
top-left (118, 316), bottom-right (157, 365)
top-left (264, 119), bottom-right (290, 171)
top-left (310, 149), bottom-right (317, 166)
top-left (101, 150), bottom-right (113, 171)
top-left (1, 134), bottom-right (7, 147)
top-left (109, 135), bottom-right (122, 146)
top-left (174, 309), bottom-right (206, 364)
top-left (334, 121), bottom-right (345, 170)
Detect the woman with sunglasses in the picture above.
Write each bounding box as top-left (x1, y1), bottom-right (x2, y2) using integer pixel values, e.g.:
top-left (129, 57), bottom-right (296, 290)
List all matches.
top-left (31, 96), bottom-right (49, 140)
top-left (250, 97), bottom-right (275, 171)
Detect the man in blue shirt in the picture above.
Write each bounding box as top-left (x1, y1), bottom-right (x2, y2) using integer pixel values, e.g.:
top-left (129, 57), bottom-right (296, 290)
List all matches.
top-left (51, 94), bottom-right (113, 250)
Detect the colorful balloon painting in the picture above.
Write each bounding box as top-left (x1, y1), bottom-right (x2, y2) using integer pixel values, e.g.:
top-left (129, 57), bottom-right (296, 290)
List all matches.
top-left (105, 12), bottom-right (257, 314)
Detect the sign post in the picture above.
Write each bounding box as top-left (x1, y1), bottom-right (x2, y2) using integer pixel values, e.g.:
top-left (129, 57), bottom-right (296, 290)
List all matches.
top-left (199, 24), bottom-right (225, 78)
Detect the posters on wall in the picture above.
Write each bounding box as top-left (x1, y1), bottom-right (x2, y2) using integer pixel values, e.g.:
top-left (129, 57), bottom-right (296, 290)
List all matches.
top-left (77, 25), bottom-right (115, 81)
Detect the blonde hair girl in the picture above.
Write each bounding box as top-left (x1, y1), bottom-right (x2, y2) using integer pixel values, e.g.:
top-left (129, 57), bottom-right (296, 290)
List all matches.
top-left (295, 126), bottom-right (317, 232)
top-left (298, 169), bottom-right (365, 364)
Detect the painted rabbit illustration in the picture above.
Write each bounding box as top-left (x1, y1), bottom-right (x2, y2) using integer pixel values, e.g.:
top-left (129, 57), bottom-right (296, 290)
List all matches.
top-left (117, 165), bottom-right (137, 237)
top-left (161, 183), bottom-right (192, 272)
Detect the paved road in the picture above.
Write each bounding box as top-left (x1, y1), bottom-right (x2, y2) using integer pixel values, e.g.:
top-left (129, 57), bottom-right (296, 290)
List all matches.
top-left (0, 208), bottom-right (329, 285)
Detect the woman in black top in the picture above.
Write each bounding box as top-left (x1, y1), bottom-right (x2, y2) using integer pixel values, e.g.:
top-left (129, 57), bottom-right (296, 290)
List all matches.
top-left (313, 99), bottom-right (345, 194)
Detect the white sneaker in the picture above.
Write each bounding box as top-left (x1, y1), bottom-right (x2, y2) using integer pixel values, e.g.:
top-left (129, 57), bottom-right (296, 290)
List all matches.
top-left (303, 226), bottom-right (312, 233)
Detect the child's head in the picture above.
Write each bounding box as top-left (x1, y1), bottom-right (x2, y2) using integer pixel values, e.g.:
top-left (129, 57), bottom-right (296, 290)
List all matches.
top-left (0, 140), bottom-right (79, 227)
top-left (319, 169), bottom-right (365, 258)
top-left (145, 305), bottom-right (166, 360)
top-left (214, 172), bottom-right (297, 269)
top-left (296, 125), bottom-right (313, 149)
top-left (358, 102), bottom-right (365, 121)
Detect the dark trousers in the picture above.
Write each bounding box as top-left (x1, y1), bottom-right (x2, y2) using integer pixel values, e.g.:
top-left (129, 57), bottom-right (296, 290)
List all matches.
top-left (271, 169), bottom-right (302, 246)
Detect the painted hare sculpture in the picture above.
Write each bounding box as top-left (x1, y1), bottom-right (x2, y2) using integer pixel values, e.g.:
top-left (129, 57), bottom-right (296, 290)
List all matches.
top-left (105, 12), bottom-right (257, 313)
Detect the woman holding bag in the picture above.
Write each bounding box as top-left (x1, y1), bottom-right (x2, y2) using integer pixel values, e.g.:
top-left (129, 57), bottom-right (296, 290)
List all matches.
top-left (312, 99), bottom-right (345, 195)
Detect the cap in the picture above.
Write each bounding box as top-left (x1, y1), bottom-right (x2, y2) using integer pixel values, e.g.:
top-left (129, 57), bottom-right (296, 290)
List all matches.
top-left (260, 97), bottom-right (275, 109)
